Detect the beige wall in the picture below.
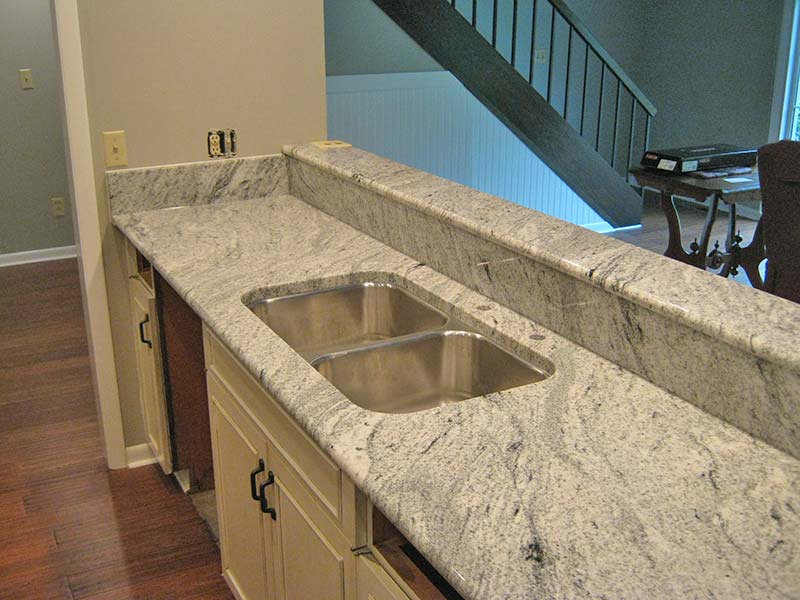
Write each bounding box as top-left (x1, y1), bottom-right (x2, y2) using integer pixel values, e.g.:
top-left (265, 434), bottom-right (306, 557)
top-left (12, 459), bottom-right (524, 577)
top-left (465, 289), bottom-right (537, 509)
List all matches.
top-left (1, 0), bottom-right (74, 254)
top-left (77, 0), bottom-right (327, 445)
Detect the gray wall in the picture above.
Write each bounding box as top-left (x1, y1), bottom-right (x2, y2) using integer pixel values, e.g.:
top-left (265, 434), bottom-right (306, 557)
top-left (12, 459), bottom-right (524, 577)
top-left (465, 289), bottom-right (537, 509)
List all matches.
top-left (325, 0), bottom-right (785, 151)
top-left (0, 0), bottom-right (74, 255)
top-left (567, 0), bottom-right (785, 150)
top-left (324, 0), bottom-right (442, 75)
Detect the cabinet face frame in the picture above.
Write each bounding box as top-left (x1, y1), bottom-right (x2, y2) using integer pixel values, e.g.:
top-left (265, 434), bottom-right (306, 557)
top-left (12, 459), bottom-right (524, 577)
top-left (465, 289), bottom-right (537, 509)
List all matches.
top-left (128, 276), bottom-right (172, 474)
top-left (364, 502), bottom-right (420, 600)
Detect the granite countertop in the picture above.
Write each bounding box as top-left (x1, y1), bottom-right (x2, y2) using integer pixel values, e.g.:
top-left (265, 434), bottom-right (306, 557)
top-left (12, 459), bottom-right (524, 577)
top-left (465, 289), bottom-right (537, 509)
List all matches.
top-left (114, 194), bottom-right (800, 600)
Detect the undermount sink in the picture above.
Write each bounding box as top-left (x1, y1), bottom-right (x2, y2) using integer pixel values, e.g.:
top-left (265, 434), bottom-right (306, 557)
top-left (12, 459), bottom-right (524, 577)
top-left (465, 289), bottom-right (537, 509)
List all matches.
top-left (247, 283), bottom-right (448, 359)
top-left (248, 281), bottom-right (551, 414)
top-left (312, 331), bottom-right (548, 414)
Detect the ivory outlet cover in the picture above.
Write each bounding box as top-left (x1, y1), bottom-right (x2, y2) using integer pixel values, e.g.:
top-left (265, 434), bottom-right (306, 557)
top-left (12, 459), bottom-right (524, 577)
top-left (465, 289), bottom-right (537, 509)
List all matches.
top-left (103, 130), bottom-right (128, 167)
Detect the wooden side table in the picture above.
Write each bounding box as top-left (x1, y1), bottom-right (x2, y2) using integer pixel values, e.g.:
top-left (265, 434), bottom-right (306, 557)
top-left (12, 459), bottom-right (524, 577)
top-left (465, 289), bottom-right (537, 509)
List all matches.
top-left (628, 167), bottom-right (766, 285)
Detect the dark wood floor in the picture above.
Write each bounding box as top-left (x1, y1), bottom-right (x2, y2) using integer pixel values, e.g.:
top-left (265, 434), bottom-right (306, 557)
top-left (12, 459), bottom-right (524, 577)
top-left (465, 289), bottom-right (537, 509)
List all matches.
top-left (0, 259), bottom-right (232, 600)
top-left (607, 197), bottom-right (760, 286)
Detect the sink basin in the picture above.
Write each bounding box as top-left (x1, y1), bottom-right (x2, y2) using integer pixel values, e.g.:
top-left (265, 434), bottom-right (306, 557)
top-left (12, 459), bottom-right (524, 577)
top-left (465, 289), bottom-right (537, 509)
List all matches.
top-left (313, 331), bottom-right (549, 414)
top-left (247, 283), bottom-right (448, 359)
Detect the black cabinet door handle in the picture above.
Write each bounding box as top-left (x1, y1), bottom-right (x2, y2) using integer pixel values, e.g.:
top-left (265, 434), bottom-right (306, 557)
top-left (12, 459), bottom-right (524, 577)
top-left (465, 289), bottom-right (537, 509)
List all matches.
top-left (250, 458), bottom-right (265, 501)
top-left (259, 472), bottom-right (276, 520)
top-left (138, 314), bottom-right (152, 348)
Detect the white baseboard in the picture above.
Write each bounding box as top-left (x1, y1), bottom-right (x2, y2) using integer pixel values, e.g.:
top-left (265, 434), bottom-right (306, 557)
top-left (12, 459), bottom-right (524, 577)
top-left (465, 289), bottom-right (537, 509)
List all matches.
top-left (0, 245), bottom-right (77, 268)
top-left (126, 443), bottom-right (157, 468)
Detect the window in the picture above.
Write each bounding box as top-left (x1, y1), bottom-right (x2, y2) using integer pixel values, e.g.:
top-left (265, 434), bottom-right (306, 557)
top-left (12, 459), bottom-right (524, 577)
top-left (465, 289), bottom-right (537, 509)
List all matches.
top-left (782, 1), bottom-right (800, 140)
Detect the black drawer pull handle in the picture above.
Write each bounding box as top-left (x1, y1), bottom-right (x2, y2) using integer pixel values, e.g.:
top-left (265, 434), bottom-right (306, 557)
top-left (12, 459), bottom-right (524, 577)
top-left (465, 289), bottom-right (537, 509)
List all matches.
top-left (259, 472), bottom-right (276, 520)
top-left (138, 314), bottom-right (152, 348)
top-left (250, 459), bottom-right (265, 501)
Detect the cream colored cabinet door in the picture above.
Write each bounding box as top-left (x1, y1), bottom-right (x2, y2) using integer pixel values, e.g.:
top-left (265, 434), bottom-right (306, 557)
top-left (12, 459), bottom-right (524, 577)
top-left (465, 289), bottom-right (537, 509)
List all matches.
top-left (270, 475), bottom-right (348, 600)
top-left (356, 555), bottom-right (409, 600)
top-left (129, 278), bottom-right (172, 474)
top-left (209, 373), bottom-right (274, 600)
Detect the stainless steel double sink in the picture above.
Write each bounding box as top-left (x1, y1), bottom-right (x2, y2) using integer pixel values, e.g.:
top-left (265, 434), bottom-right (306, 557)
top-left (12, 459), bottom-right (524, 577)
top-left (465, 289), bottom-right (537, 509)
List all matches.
top-left (248, 283), bottom-right (550, 414)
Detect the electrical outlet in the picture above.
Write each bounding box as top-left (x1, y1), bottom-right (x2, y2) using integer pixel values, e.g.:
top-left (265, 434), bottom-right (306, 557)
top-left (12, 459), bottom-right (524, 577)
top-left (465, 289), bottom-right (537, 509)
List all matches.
top-left (51, 197), bottom-right (66, 218)
top-left (534, 49), bottom-right (548, 65)
top-left (208, 129), bottom-right (237, 158)
top-left (19, 68), bottom-right (34, 89)
top-left (102, 130), bottom-right (128, 167)
top-left (208, 130), bottom-right (222, 157)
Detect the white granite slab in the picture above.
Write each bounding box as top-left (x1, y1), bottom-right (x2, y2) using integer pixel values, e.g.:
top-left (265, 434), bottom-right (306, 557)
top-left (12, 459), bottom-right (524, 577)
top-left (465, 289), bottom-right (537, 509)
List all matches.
top-left (283, 144), bottom-right (800, 460)
top-left (106, 154), bottom-right (287, 215)
top-left (114, 195), bottom-right (800, 600)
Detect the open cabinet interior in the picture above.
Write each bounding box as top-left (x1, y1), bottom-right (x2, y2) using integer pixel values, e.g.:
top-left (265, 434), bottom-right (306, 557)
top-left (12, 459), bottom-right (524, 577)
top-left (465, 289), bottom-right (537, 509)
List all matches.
top-left (371, 506), bottom-right (464, 600)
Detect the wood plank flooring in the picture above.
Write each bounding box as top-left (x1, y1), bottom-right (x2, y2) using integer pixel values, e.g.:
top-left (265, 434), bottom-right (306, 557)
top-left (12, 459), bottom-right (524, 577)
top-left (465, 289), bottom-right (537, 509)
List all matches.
top-left (0, 259), bottom-right (232, 600)
top-left (608, 197), bottom-right (760, 286)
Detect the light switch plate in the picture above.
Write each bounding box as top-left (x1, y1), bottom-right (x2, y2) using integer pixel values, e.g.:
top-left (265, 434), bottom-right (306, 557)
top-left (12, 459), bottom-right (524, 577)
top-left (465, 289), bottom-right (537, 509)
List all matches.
top-left (19, 69), bottom-right (34, 89)
top-left (103, 130), bottom-right (128, 167)
top-left (51, 197), bottom-right (66, 218)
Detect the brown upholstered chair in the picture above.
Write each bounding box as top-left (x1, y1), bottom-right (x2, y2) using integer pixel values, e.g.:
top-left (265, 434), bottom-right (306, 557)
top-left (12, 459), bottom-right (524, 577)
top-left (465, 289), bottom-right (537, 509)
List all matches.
top-left (757, 140), bottom-right (800, 304)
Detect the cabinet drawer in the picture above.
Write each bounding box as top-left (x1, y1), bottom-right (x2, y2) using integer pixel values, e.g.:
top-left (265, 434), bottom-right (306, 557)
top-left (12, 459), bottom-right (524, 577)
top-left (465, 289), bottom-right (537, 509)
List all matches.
top-left (203, 325), bottom-right (356, 544)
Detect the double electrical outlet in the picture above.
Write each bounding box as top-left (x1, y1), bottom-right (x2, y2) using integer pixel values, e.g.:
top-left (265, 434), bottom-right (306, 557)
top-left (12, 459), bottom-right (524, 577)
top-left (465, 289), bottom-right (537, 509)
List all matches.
top-left (208, 129), bottom-right (237, 158)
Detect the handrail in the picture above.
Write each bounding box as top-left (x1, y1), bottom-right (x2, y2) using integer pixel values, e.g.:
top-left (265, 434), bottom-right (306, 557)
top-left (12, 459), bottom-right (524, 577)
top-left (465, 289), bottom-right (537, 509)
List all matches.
top-left (549, 0), bottom-right (656, 116)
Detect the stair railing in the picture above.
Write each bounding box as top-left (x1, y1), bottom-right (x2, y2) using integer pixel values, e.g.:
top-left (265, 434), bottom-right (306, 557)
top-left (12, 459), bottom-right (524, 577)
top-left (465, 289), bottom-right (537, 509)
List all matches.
top-left (449, 0), bottom-right (657, 176)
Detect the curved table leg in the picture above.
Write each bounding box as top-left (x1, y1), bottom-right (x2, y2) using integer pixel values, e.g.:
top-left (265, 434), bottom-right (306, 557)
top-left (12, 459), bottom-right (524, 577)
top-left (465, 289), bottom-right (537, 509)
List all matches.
top-left (660, 191), bottom-right (694, 266)
top-left (696, 192), bottom-right (720, 269)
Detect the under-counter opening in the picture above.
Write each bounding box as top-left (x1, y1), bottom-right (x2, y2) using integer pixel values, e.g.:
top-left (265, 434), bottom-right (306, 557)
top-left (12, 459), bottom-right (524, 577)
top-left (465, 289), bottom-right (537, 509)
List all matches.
top-left (135, 247), bottom-right (153, 289)
top-left (370, 505), bottom-right (464, 600)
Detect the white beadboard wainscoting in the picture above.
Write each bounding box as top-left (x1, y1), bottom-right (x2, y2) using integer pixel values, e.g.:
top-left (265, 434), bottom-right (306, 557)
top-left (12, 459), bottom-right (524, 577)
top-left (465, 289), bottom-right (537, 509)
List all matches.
top-left (326, 71), bottom-right (613, 232)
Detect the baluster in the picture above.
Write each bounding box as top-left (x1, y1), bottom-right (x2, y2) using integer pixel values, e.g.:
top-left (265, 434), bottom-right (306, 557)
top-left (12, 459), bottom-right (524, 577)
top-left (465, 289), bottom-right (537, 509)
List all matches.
top-left (492, 0), bottom-right (499, 46)
top-left (563, 27), bottom-right (573, 119)
top-left (645, 113), bottom-right (652, 152)
top-left (611, 79), bottom-right (622, 170)
top-left (528, 0), bottom-right (538, 83)
top-left (627, 98), bottom-right (638, 171)
top-left (579, 43), bottom-right (589, 136)
top-left (511, 0), bottom-right (519, 65)
top-left (546, 4), bottom-right (556, 103)
top-left (472, 0), bottom-right (477, 27)
top-left (595, 64), bottom-right (605, 152)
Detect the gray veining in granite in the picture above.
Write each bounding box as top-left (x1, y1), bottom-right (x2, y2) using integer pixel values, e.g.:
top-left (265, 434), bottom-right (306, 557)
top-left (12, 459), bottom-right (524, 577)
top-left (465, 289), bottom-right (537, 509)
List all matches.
top-left (113, 194), bottom-right (800, 600)
top-left (284, 144), bottom-right (800, 461)
top-left (106, 154), bottom-right (287, 215)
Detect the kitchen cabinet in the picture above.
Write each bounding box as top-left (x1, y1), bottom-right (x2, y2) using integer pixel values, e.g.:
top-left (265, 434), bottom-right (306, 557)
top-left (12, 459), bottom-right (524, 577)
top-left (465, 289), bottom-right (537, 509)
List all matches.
top-left (204, 326), bottom-right (358, 600)
top-left (128, 274), bottom-right (172, 474)
top-left (208, 372), bottom-right (273, 600)
top-left (356, 555), bottom-right (409, 600)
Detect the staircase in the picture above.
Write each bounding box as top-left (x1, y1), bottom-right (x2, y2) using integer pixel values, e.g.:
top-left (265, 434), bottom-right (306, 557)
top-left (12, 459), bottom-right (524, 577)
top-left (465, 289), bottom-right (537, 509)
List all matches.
top-left (371, 0), bottom-right (657, 228)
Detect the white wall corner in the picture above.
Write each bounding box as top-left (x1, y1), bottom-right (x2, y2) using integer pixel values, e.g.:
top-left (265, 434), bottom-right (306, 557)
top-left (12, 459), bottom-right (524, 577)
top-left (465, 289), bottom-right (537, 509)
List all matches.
top-left (125, 443), bottom-right (157, 469)
top-left (53, 0), bottom-right (127, 470)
